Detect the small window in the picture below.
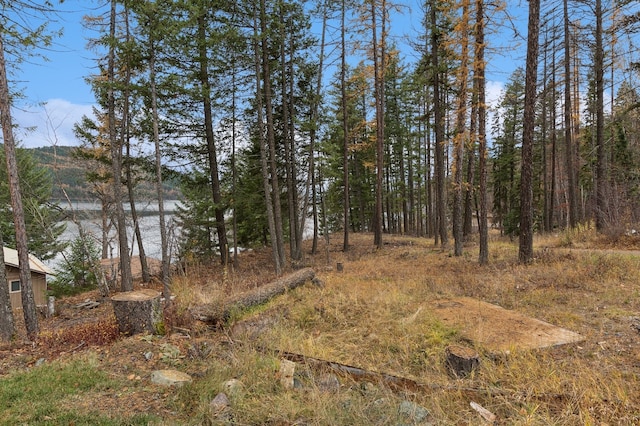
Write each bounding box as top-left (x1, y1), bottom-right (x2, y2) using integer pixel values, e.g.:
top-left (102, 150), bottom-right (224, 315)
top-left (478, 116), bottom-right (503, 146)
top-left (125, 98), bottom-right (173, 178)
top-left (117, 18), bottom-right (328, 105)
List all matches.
top-left (10, 280), bottom-right (20, 293)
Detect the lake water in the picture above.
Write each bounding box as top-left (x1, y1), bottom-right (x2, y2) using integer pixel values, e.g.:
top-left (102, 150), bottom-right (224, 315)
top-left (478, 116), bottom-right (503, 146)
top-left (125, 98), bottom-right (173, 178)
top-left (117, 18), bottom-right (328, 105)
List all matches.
top-left (48, 200), bottom-right (182, 271)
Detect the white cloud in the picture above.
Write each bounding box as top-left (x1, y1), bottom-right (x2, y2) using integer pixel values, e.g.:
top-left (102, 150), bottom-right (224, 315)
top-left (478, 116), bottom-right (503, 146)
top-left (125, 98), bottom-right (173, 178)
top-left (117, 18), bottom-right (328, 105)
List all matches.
top-left (12, 99), bottom-right (95, 148)
top-left (486, 80), bottom-right (504, 109)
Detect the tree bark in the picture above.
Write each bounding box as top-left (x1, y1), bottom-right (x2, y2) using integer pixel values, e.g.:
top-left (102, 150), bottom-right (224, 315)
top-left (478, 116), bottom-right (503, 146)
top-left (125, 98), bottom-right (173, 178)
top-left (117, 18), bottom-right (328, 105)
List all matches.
top-left (475, 0), bottom-right (489, 265)
top-left (431, 2), bottom-right (448, 248)
top-left (252, 4), bottom-right (281, 275)
top-left (341, 0), bottom-right (350, 252)
top-left (198, 13), bottom-right (229, 265)
top-left (148, 13), bottom-right (171, 299)
top-left (0, 33), bottom-right (39, 338)
top-left (563, 0), bottom-right (578, 228)
top-left (594, 0), bottom-right (606, 230)
top-left (122, 5), bottom-right (150, 284)
top-left (191, 268), bottom-right (316, 326)
top-left (519, 0), bottom-right (541, 264)
top-left (453, 0), bottom-right (470, 257)
top-left (372, 0), bottom-right (385, 250)
top-left (111, 289), bottom-right (163, 335)
top-left (260, 0), bottom-right (286, 271)
top-left (107, 0), bottom-right (133, 292)
top-left (0, 232), bottom-right (15, 341)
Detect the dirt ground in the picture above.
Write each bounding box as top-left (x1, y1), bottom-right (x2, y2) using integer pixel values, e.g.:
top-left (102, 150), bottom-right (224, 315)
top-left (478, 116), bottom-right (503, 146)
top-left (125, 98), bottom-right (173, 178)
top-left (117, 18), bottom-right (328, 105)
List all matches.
top-left (1, 235), bottom-right (639, 423)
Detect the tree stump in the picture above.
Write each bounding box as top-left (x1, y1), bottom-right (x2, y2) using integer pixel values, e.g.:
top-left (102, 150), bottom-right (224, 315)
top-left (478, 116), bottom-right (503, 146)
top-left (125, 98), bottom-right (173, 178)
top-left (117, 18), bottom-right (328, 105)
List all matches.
top-left (111, 289), bottom-right (163, 335)
top-left (445, 344), bottom-right (480, 378)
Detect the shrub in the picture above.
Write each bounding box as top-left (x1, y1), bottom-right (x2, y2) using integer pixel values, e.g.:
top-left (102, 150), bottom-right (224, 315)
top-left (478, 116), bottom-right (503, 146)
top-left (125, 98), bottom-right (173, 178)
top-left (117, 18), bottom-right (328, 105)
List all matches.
top-left (49, 233), bottom-right (101, 297)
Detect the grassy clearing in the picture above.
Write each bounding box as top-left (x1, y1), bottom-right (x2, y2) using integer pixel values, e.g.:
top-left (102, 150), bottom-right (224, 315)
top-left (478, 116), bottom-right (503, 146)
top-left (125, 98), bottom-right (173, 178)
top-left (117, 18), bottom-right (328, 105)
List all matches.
top-left (3, 228), bottom-right (640, 424)
top-left (173, 230), bottom-right (640, 425)
top-left (0, 354), bottom-right (158, 425)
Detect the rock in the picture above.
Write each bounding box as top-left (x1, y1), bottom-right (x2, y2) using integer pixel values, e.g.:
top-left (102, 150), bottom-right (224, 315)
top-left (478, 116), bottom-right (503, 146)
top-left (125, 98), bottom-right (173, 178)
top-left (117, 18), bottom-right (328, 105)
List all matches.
top-left (398, 400), bottom-right (433, 425)
top-left (223, 378), bottom-right (244, 396)
top-left (144, 351), bottom-right (154, 361)
top-left (35, 358), bottom-right (46, 367)
top-left (280, 359), bottom-right (296, 389)
top-left (316, 373), bottom-right (340, 393)
top-left (150, 369), bottom-right (192, 387)
top-left (209, 392), bottom-right (233, 422)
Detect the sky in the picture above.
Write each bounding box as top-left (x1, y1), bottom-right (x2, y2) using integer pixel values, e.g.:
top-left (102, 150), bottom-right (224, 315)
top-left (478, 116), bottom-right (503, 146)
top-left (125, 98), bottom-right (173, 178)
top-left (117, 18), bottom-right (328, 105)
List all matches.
top-left (10, 0), bottom-right (526, 149)
top-left (12, 0), bottom-right (100, 148)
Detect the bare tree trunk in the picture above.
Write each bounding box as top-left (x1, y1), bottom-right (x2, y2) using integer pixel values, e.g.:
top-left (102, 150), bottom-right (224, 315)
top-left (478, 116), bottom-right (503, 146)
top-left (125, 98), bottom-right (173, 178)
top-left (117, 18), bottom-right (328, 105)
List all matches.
top-left (122, 5), bottom-right (150, 284)
top-left (148, 20), bottom-right (170, 299)
top-left (549, 31), bottom-right (558, 231)
top-left (253, 4), bottom-right (282, 275)
top-left (475, 0), bottom-right (488, 265)
top-left (453, 0), bottom-right (470, 256)
top-left (0, 34), bottom-right (39, 338)
top-left (372, 0), bottom-right (385, 250)
top-left (197, 14), bottom-right (229, 265)
top-left (260, 0), bottom-right (286, 271)
top-left (341, 0), bottom-right (350, 251)
top-left (519, 0), bottom-right (541, 264)
top-left (0, 232), bottom-right (15, 341)
top-left (594, 0), bottom-right (606, 231)
top-left (107, 0), bottom-right (133, 292)
top-left (563, 0), bottom-right (578, 228)
top-left (310, 2), bottom-right (328, 256)
top-left (431, 2), bottom-right (448, 248)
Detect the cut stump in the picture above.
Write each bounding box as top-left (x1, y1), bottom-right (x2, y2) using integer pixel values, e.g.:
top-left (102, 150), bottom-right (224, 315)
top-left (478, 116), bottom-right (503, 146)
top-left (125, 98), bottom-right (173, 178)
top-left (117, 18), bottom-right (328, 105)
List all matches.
top-left (445, 344), bottom-right (480, 378)
top-left (111, 289), bottom-right (163, 335)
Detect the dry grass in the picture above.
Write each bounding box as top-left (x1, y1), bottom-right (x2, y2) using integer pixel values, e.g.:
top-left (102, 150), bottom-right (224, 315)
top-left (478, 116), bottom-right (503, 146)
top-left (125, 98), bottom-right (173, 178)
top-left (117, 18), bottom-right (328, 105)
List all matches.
top-left (171, 230), bottom-right (640, 425)
top-left (5, 229), bottom-right (637, 424)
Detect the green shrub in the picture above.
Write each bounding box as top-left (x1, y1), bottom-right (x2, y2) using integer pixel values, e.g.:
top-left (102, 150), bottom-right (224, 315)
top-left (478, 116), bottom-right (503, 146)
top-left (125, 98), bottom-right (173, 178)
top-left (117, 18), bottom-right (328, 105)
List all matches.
top-left (49, 234), bottom-right (101, 298)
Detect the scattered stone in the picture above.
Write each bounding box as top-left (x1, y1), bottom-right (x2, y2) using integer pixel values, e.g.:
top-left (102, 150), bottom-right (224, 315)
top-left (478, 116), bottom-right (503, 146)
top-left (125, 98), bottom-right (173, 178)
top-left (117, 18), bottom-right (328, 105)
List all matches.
top-left (398, 400), bottom-right (433, 425)
top-left (223, 378), bottom-right (244, 396)
top-left (150, 369), bottom-right (192, 387)
top-left (316, 373), bottom-right (340, 393)
top-left (144, 351), bottom-right (154, 361)
top-left (35, 358), bottom-right (46, 367)
top-left (280, 359), bottom-right (296, 389)
top-left (209, 392), bottom-right (233, 423)
top-left (359, 381), bottom-right (378, 395)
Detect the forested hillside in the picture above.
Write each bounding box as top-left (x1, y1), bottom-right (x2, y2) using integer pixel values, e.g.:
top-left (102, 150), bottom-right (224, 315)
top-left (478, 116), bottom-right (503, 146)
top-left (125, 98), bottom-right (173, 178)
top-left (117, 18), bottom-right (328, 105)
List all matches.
top-left (29, 146), bottom-right (180, 201)
top-left (3, 0), bottom-right (640, 287)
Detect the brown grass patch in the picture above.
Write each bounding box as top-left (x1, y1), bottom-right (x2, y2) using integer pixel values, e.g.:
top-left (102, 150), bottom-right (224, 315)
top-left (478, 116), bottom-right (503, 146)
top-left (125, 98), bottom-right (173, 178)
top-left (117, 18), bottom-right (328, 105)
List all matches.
top-left (3, 231), bottom-right (640, 424)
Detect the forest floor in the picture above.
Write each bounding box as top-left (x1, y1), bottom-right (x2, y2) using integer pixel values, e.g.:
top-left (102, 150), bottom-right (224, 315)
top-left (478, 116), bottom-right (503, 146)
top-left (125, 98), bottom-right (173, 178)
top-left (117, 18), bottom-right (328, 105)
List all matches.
top-left (1, 229), bottom-right (640, 424)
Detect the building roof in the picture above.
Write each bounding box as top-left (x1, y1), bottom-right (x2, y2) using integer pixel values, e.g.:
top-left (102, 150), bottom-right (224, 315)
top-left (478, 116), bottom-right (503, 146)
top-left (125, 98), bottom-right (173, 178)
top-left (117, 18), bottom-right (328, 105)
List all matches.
top-left (3, 247), bottom-right (54, 275)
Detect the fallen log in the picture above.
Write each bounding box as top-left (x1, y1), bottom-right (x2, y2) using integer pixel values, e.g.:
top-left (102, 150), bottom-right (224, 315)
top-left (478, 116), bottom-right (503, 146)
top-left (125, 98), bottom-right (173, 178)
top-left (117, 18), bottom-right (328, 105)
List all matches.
top-left (191, 268), bottom-right (316, 326)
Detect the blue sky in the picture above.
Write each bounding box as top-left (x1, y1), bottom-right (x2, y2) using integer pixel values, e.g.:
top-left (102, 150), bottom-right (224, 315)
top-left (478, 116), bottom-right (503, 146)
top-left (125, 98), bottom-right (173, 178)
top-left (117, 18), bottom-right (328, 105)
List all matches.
top-left (12, 0), bottom-right (100, 148)
top-left (11, 0), bottom-right (525, 149)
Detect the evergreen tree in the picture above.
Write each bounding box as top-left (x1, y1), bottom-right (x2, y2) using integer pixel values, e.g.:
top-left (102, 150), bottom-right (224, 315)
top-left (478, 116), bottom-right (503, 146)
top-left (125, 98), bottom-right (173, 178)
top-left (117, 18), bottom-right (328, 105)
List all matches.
top-left (491, 68), bottom-right (525, 236)
top-left (0, 146), bottom-right (66, 261)
top-left (49, 234), bottom-right (101, 296)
